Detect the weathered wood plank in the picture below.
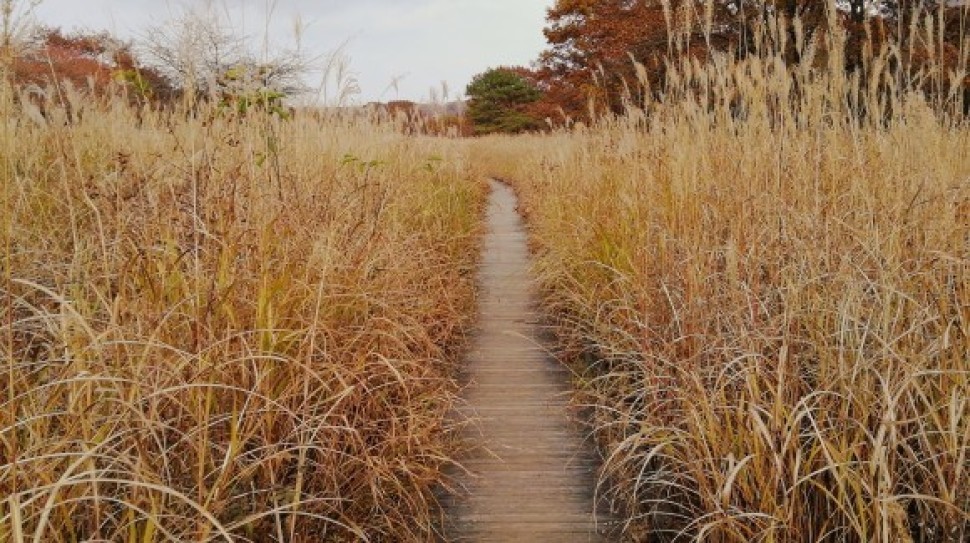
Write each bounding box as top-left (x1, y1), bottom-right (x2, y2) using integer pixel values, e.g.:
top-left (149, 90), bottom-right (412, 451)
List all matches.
top-left (438, 181), bottom-right (615, 542)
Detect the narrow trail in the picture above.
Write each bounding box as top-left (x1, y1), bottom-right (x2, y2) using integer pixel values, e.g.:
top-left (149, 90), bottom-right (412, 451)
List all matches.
top-left (439, 180), bottom-right (613, 542)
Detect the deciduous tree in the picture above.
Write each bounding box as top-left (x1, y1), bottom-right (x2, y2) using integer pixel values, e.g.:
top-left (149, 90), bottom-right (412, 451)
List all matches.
top-left (140, 3), bottom-right (310, 107)
top-left (539, 0), bottom-right (749, 119)
top-left (8, 26), bottom-right (173, 115)
top-left (534, 0), bottom-right (969, 120)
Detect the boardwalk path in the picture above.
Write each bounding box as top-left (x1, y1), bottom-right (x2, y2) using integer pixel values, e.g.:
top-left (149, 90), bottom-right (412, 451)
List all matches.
top-left (440, 180), bottom-right (612, 542)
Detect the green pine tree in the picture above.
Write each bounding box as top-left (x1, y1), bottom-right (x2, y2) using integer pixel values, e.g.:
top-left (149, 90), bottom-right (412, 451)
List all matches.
top-left (465, 68), bottom-right (542, 135)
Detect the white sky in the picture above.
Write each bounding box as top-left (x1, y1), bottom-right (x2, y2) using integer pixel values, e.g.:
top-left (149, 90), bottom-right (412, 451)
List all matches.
top-left (30, 0), bottom-right (554, 103)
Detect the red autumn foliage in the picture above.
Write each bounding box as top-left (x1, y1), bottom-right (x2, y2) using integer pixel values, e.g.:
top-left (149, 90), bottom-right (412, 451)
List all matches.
top-left (536, 0), bottom-right (746, 120)
top-left (529, 1), bottom-right (970, 124)
top-left (12, 28), bottom-right (115, 92)
top-left (10, 27), bottom-right (173, 104)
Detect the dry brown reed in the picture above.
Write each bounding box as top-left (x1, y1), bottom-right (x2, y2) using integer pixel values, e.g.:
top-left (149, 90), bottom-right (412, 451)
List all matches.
top-left (1, 79), bottom-right (485, 541)
top-left (471, 7), bottom-right (969, 542)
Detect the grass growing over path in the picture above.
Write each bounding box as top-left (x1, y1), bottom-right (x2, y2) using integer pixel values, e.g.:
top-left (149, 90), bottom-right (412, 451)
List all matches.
top-left (472, 19), bottom-right (970, 542)
top-left (1, 83), bottom-right (485, 541)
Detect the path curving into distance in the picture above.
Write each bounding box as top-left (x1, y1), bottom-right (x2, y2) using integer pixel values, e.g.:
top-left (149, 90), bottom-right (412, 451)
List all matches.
top-left (440, 180), bottom-right (613, 542)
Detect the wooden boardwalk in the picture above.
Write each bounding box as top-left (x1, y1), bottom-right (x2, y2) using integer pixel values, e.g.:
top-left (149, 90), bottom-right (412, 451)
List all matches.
top-left (439, 180), bottom-right (613, 542)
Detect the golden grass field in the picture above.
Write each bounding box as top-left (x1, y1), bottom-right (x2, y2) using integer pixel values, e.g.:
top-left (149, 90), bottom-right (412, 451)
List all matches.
top-left (2, 9), bottom-right (970, 543)
top-left (471, 28), bottom-right (970, 542)
top-left (1, 82), bottom-right (486, 541)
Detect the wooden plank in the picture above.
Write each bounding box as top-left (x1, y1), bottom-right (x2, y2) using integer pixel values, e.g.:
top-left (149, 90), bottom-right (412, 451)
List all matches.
top-left (439, 181), bottom-right (615, 542)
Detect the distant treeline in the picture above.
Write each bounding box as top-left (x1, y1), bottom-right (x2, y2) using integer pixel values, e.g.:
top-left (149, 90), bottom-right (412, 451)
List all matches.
top-left (465, 1), bottom-right (970, 134)
top-left (6, 2), bottom-right (970, 135)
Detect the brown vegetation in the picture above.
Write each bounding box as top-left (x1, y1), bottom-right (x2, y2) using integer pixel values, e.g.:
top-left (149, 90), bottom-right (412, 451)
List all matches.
top-left (0, 76), bottom-right (485, 540)
top-left (373, 100), bottom-right (471, 137)
top-left (10, 28), bottom-right (173, 107)
top-left (525, 1), bottom-right (970, 124)
top-left (3, 2), bottom-right (969, 541)
top-left (471, 6), bottom-right (970, 541)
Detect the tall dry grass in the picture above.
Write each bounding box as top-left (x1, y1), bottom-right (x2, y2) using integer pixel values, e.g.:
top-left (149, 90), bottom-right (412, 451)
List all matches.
top-left (1, 79), bottom-right (485, 541)
top-left (472, 8), bottom-right (969, 543)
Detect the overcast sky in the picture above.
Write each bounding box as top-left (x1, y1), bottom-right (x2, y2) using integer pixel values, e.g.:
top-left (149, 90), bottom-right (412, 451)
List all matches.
top-left (31, 0), bottom-right (553, 103)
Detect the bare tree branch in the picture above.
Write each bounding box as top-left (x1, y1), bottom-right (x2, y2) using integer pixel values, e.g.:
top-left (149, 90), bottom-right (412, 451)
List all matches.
top-left (138, 3), bottom-right (311, 102)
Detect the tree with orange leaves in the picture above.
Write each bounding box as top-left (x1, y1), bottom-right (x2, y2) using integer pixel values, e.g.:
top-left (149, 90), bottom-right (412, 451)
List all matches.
top-left (538, 0), bottom-right (749, 120)
top-left (533, 1), bottom-right (970, 121)
top-left (10, 27), bottom-right (173, 106)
